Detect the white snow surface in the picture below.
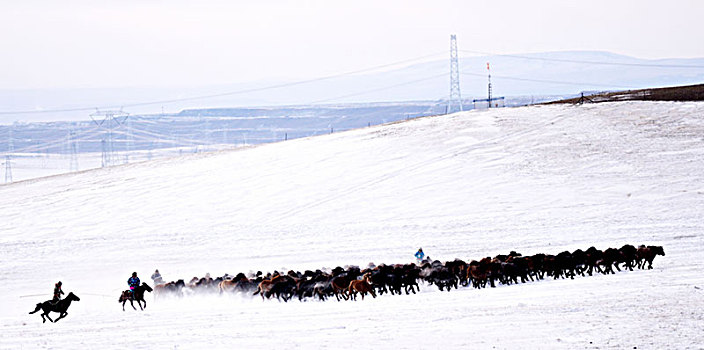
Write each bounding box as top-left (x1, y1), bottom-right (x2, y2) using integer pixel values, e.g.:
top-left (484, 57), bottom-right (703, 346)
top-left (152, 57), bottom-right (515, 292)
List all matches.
top-left (1, 101), bottom-right (703, 349)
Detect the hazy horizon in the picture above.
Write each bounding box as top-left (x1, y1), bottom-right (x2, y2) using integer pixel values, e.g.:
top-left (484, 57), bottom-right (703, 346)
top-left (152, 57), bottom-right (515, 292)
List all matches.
top-left (2, 1), bottom-right (703, 90)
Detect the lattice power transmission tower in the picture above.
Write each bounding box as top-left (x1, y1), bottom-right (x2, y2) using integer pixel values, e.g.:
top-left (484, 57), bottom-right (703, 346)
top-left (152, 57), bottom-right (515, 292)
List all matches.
top-left (90, 109), bottom-right (129, 168)
top-left (68, 129), bottom-right (79, 172)
top-left (447, 34), bottom-right (463, 114)
top-left (4, 127), bottom-right (13, 183)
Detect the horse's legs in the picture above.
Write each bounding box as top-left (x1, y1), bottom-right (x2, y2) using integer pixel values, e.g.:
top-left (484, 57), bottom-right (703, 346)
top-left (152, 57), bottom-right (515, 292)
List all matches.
top-left (44, 312), bottom-right (54, 323)
top-left (130, 300), bottom-right (137, 310)
top-left (54, 312), bottom-right (67, 322)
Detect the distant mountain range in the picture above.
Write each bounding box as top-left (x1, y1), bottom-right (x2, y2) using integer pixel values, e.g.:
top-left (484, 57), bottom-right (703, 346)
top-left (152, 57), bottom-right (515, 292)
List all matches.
top-left (1, 51), bottom-right (703, 124)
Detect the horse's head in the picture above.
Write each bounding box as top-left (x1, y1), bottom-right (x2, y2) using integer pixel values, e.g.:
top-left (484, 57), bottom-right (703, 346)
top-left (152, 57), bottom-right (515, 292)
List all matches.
top-left (66, 292), bottom-right (80, 301)
top-left (142, 282), bottom-right (153, 292)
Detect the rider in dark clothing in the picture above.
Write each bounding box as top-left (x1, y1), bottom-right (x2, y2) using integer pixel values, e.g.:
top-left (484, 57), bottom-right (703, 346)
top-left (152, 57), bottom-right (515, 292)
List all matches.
top-left (53, 281), bottom-right (64, 303)
top-left (128, 272), bottom-right (140, 299)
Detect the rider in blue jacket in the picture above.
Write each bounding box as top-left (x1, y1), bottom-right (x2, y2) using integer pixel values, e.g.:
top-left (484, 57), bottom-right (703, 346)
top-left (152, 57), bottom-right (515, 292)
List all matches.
top-left (128, 272), bottom-right (140, 299)
top-left (415, 248), bottom-right (425, 263)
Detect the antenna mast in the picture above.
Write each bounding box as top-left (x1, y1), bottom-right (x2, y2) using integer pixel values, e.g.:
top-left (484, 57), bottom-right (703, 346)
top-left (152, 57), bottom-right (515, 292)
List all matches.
top-left (487, 62), bottom-right (493, 108)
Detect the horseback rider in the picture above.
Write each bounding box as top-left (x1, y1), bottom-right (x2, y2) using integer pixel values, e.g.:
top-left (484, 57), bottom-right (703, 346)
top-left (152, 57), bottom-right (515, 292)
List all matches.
top-left (151, 269), bottom-right (163, 285)
top-left (415, 248), bottom-right (425, 264)
top-left (52, 281), bottom-right (64, 303)
top-left (128, 272), bottom-right (140, 299)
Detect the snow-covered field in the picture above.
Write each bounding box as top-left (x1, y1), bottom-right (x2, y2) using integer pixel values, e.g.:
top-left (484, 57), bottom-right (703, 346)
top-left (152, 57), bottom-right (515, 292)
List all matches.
top-left (1, 102), bottom-right (703, 349)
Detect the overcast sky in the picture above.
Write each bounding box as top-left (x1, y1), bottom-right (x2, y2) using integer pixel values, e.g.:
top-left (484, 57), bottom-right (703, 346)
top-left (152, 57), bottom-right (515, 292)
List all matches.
top-left (1, 0), bottom-right (703, 90)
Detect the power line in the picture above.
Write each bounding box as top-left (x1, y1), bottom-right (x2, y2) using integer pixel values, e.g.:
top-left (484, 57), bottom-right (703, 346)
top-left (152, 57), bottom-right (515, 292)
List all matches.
top-left (3, 125), bottom-right (103, 154)
top-left (461, 72), bottom-right (638, 89)
top-left (0, 52), bottom-right (447, 116)
top-left (308, 73), bottom-right (446, 105)
top-left (459, 49), bottom-right (704, 69)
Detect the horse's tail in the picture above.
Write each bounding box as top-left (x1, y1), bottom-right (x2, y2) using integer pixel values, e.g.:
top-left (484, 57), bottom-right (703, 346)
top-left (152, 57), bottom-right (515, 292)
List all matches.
top-left (28, 303), bottom-right (42, 314)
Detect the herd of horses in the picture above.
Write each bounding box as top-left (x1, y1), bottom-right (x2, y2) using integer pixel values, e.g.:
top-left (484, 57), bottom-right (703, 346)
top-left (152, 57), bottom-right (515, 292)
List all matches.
top-left (152, 244), bottom-right (665, 302)
top-left (28, 244), bottom-right (665, 323)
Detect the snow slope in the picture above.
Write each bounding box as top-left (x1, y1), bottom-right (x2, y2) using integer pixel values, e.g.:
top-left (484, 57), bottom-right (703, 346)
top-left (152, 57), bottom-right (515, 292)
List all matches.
top-left (1, 102), bottom-right (703, 349)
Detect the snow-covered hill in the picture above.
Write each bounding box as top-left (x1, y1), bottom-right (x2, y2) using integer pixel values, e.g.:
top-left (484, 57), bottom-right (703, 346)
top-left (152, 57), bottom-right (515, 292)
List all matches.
top-left (1, 101), bottom-right (703, 349)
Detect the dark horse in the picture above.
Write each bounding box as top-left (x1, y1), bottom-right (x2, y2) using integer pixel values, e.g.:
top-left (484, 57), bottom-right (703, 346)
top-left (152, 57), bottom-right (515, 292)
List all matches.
top-left (119, 282), bottom-right (153, 311)
top-left (29, 292), bottom-right (80, 323)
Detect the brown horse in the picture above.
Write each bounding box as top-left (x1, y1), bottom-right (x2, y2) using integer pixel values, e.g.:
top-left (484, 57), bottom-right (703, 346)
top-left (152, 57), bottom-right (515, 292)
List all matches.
top-left (252, 274), bottom-right (287, 300)
top-left (119, 282), bottom-right (153, 311)
top-left (219, 279), bottom-right (239, 294)
top-left (154, 279), bottom-right (185, 299)
top-left (467, 263), bottom-right (487, 288)
top-left (29, 292), bottom-right (80, 323)
top-left (331, 275), bottom-right (351, 301)
top-left (636, 245), bottom-right (665, 269)
top-left (348, 273), bottom-right (376, 301)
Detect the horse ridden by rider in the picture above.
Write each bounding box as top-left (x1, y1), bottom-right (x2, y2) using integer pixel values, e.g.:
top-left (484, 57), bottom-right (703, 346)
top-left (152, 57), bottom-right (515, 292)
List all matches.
top-left (120, 283), bottom-right (153, 311)
top-left (29, 282), bottom-right (80, 323)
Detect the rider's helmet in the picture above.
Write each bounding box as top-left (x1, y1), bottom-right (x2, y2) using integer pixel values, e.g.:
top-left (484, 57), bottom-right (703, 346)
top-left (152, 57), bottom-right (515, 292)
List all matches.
top-left (132, 272), bottom-right (137, 277)
top-left (57, 281), bottom-right (62, 285)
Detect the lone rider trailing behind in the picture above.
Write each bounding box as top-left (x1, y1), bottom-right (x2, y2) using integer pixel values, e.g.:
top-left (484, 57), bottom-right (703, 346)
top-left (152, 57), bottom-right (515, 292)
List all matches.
top-left (151, 269), bottom-right (163, 285)
top-left (128, 272), bottom-right (140, 299)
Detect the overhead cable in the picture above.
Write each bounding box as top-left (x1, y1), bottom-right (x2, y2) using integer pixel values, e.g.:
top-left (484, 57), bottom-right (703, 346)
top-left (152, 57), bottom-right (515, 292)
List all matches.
top-left (0, 52), bottom-right (447, 116)
top-left (459, 50), bottom-right (704, 69)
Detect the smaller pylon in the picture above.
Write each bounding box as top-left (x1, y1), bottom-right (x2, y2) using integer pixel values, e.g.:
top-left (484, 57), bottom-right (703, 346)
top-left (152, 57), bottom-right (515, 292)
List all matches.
top-left (69, 129), bottom-right (79, 172)
top-left (4, 155), bottom-right (11, 183)
top-left (4, 127), bottom-right (13, 183)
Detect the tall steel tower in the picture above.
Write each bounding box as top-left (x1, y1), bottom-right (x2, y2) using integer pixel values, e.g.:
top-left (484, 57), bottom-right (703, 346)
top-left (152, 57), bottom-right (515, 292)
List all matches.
top-left (90, 109), bottom-right (129, 168)
top-left (69, 129), bottom-right (79, 172)
top-left (448, 34), bottom-right (463, 114)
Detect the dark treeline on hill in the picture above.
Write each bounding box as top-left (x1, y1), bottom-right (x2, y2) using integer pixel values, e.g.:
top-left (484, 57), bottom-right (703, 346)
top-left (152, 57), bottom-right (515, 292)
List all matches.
top-left (151, 245), bottom-right (665, 302)
top-left (550, 83), bottom-right (704, 104)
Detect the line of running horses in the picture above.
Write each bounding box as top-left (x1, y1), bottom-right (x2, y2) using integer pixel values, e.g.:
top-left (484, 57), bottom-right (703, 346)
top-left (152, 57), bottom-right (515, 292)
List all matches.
top-left (153, 244), bottom-right (665, 302)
